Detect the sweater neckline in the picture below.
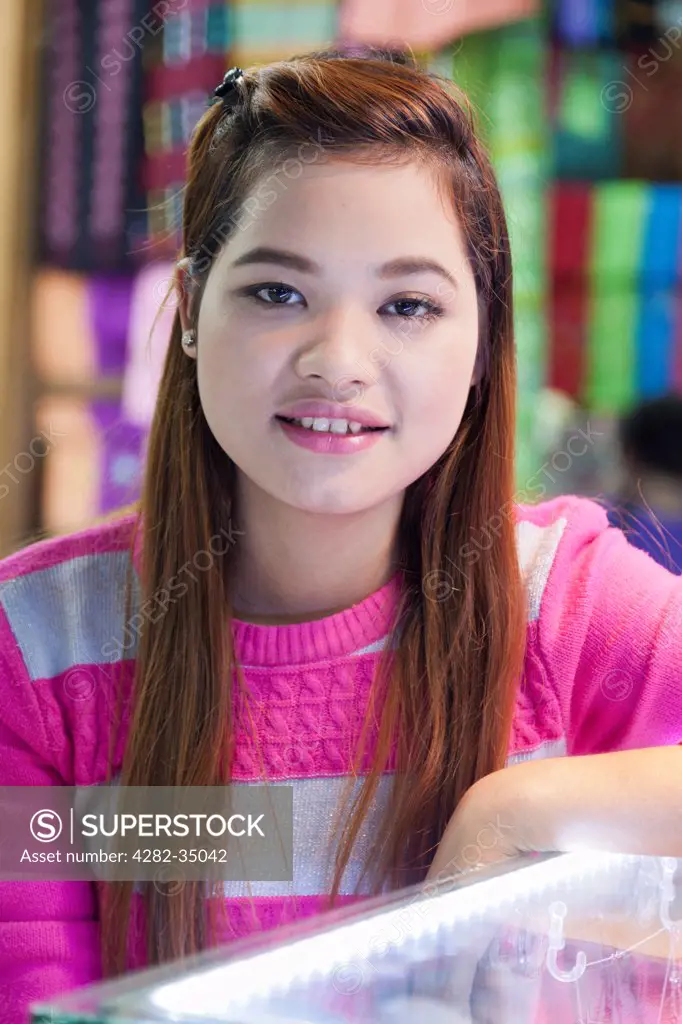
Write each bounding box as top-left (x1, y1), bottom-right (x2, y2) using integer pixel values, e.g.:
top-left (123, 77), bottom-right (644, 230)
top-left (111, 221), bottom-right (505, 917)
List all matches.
top-left (131, 513), bottom-right (400, 667)
top-left (231, 573), bottom-right (401, 666)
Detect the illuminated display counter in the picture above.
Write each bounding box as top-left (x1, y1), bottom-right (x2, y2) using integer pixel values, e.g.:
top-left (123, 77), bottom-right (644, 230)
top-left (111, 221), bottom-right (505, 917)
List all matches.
top-left (33, 852), bottom-right (682, 1022)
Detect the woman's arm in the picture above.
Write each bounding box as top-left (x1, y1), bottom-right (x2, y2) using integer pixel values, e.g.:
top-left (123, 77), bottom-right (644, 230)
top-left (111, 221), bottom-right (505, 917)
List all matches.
top-left (0, 634), bottom-right (102, 1024)
top-left (427, 746), bottom-right (682, 881)
top-left (519, 496), bottom-right (682, 755)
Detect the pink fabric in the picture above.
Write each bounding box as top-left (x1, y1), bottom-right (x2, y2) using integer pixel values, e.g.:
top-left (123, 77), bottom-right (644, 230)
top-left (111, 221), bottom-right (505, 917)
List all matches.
top-left (340, 0), bottom-right (540, 51)
top-left (1, 494), bottom-right (682, 1022)
top-left (122, 892), bottom-right (366, 968)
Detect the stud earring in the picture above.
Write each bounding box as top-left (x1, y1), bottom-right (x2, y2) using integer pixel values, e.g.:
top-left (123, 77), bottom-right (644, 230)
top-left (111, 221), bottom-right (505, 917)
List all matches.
top-left (181, 330), bottom-right (196, 349)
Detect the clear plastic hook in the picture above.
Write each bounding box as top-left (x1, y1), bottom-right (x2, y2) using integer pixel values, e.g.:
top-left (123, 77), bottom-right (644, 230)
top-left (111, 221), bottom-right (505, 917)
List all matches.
top-left (660, 858), bottom-right (682, 931)
top-left (546, 901), bottom-right (587, 984)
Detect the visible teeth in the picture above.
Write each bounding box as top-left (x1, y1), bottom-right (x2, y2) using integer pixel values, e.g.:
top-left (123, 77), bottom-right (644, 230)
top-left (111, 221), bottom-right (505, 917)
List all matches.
top-left (288, 416), bottom-right (374, 434)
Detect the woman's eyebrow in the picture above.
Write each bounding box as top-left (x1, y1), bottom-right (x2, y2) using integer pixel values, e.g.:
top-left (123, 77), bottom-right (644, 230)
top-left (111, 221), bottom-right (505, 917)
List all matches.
top-left (230, 247), bottom-right (320, 273)
top-left (229, 248), bottom-right (458, 290)
top-left (377, 257), bottom-right (458, 290)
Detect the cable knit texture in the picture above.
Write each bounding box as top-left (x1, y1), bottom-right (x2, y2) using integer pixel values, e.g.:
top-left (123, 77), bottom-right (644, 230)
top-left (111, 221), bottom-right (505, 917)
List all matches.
top-left (1, 494), bottom-right (682, 1023)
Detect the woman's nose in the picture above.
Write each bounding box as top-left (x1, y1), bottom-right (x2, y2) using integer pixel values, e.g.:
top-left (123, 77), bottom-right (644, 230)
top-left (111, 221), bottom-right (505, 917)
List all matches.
top-left (294, 303), bottom-right (384, 394)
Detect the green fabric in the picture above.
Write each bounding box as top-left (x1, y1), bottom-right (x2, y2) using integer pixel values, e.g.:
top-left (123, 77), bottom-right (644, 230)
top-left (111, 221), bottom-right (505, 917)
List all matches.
top-left (589, 181), bottom-right (648, 282)
top-left (446, 20), bottom-right (549, 490)
top-left (585, 289), bottom-right (639, 414)
top-left (584, 182), bottom-right (647, 413)
top-left (230, 2), bottom-right (337, 46)
top-left (448, 33), bottom-right (497, 131)
top-left (515, 295), bottom-right (546, 395)
top-left (560, 58), bottom-right (611, 140)
top-left (505, 183), bottom-right (546, 301)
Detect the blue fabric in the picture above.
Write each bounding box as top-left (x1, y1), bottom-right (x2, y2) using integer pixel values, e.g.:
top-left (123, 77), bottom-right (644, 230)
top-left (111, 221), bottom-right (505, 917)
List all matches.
top-left (607, 501), bottom-right (682, 574)
top-left (640, 186), bottom-right (682, 288)
top-left (635, 289), bottom-right (676, 398)
top-left (556, 0), bottom-right (599, 45)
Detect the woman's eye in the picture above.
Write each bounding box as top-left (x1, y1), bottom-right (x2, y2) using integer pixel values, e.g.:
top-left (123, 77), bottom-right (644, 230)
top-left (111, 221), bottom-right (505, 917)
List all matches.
top-left (383, 297), bottom-right (443, 321)
top-left (252, 284), bottom-right (304, 306)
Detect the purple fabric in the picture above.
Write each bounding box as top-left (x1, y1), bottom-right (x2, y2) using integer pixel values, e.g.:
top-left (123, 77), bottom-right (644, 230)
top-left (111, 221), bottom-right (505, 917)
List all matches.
top-left (607, 501), bottom-right (682, 575)
top-left (556, 0), bottom-right (598, 45)
top-left (89, 0), bottom-right (135, 265)
top-left (87, 274), bottom-right (134, 375)
top-left (91, 401), bottom-right (147, 513)
top-left (42, 0), bottom-right (80, 262)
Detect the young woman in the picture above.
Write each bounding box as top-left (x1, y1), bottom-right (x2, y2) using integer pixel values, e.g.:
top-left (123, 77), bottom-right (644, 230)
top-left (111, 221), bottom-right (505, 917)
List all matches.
top-left (1, 48), bottom-right (681, 1023)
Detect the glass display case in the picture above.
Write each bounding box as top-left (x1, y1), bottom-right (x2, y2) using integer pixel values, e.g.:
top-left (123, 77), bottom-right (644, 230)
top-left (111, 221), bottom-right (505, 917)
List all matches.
top-left (33, 851), bottom-right (682, 1023)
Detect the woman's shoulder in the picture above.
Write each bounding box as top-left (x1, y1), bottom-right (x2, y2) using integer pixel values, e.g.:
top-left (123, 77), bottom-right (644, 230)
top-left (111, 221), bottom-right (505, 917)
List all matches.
top-left (514, 493), bottom-right (682, 755)
top-left (0, 511), bottom-right (140, 784)
top-left (514, 492), bottom-right (610, 534)
top-left (0, 511), bottom-right (140, 705)
top-left (0, 509), bottom-right (140, 584)
top-left (513, 494), bottom-right (612, 621)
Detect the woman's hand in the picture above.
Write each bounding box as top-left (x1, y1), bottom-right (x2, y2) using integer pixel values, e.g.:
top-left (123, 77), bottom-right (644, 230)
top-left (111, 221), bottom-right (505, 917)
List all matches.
top-left (424, 761), bottom-right (554, 1022)
top-left (423, 747), bottom-right (682, 1023)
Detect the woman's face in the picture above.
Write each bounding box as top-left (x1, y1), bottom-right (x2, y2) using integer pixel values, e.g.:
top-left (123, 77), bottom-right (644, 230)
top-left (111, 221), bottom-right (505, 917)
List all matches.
top-left (182, 159), bottom-right (481, 516)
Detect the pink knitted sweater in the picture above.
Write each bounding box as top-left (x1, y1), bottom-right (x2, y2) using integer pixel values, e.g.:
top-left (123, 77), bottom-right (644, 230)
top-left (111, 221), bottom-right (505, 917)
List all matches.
top-left (1, 494), bottom-right (682, 1023)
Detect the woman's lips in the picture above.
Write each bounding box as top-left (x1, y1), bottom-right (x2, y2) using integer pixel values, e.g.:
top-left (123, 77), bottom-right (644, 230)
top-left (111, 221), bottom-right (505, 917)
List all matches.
top-left (275, 417), bottom-right (388, 454)
top-left (275, 401), bottom-right (390, 429)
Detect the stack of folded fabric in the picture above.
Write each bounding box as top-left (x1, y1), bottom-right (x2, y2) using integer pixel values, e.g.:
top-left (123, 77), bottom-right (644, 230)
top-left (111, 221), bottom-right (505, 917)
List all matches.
top-left (443, 17), bottom-right (547, 488)
top-left (552, 0), bottom-right (617, 47)
top-left (621, 48), bottom-right (682, 182)
top-left (35, 395), bottom-right (147, 534)
top-left (550, 48), bottom-right (625, 181)
top-left (548, 183), bottom-right (591, 401)
top-left (230, 0), bottom-right (338, 65)
top-left (38, 0), bottom-right (150, 270)
top-left (32, 0), bottom-right (189, 534)
top-left (585, 180), bottom-right (647, 413)
top-left (549, 2), bottom-right (682, 422)
top-left (30, 265), bottom-right (150, 533)
top-left (549, 182), bottom-right (682, 413)
top-left (142, 0), bottom-right (229, 256)
top-left (31, 270), bottom-right (132, 386)
top-left (551, 0), bottom-right (682, 182)
top-left (634, 185), bottom-right (682, 399)
top-left (551, 0), bottom-right (682, 48)
top-left (30, 258), bottom-right (179, 533)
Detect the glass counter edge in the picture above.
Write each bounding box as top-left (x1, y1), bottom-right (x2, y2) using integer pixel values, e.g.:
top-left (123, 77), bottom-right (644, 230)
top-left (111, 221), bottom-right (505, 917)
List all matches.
top-left (31, 851), bottom-right (558, 1023)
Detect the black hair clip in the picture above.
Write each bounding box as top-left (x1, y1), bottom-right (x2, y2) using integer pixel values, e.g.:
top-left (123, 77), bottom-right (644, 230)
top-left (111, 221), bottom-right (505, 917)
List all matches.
top-left (213, 66), bottom-right (244, 100)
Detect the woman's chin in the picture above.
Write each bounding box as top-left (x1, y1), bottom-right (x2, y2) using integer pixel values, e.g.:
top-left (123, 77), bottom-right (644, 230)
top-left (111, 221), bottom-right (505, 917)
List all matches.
top-left (279, 490), bottom-right (380, 516)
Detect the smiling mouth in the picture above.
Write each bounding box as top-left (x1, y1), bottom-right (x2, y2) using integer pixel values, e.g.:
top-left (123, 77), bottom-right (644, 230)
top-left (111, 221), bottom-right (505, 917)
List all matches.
top-left (275, 415), bottom-right (388, 435)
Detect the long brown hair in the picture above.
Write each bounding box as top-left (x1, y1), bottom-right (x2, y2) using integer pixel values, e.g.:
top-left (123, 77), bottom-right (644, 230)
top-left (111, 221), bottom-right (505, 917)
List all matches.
top-left (102, 47), bottom-right (527, 975)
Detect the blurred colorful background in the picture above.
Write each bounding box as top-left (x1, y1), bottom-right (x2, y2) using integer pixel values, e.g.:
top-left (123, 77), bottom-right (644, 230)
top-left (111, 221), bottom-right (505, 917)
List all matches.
top-left (2, 0), bottom-right (682, 571)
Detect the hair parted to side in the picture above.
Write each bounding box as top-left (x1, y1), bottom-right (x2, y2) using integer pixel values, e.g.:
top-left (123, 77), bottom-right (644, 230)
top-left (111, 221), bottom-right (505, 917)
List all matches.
top-left (102, 46), bottom-right (527, 975)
